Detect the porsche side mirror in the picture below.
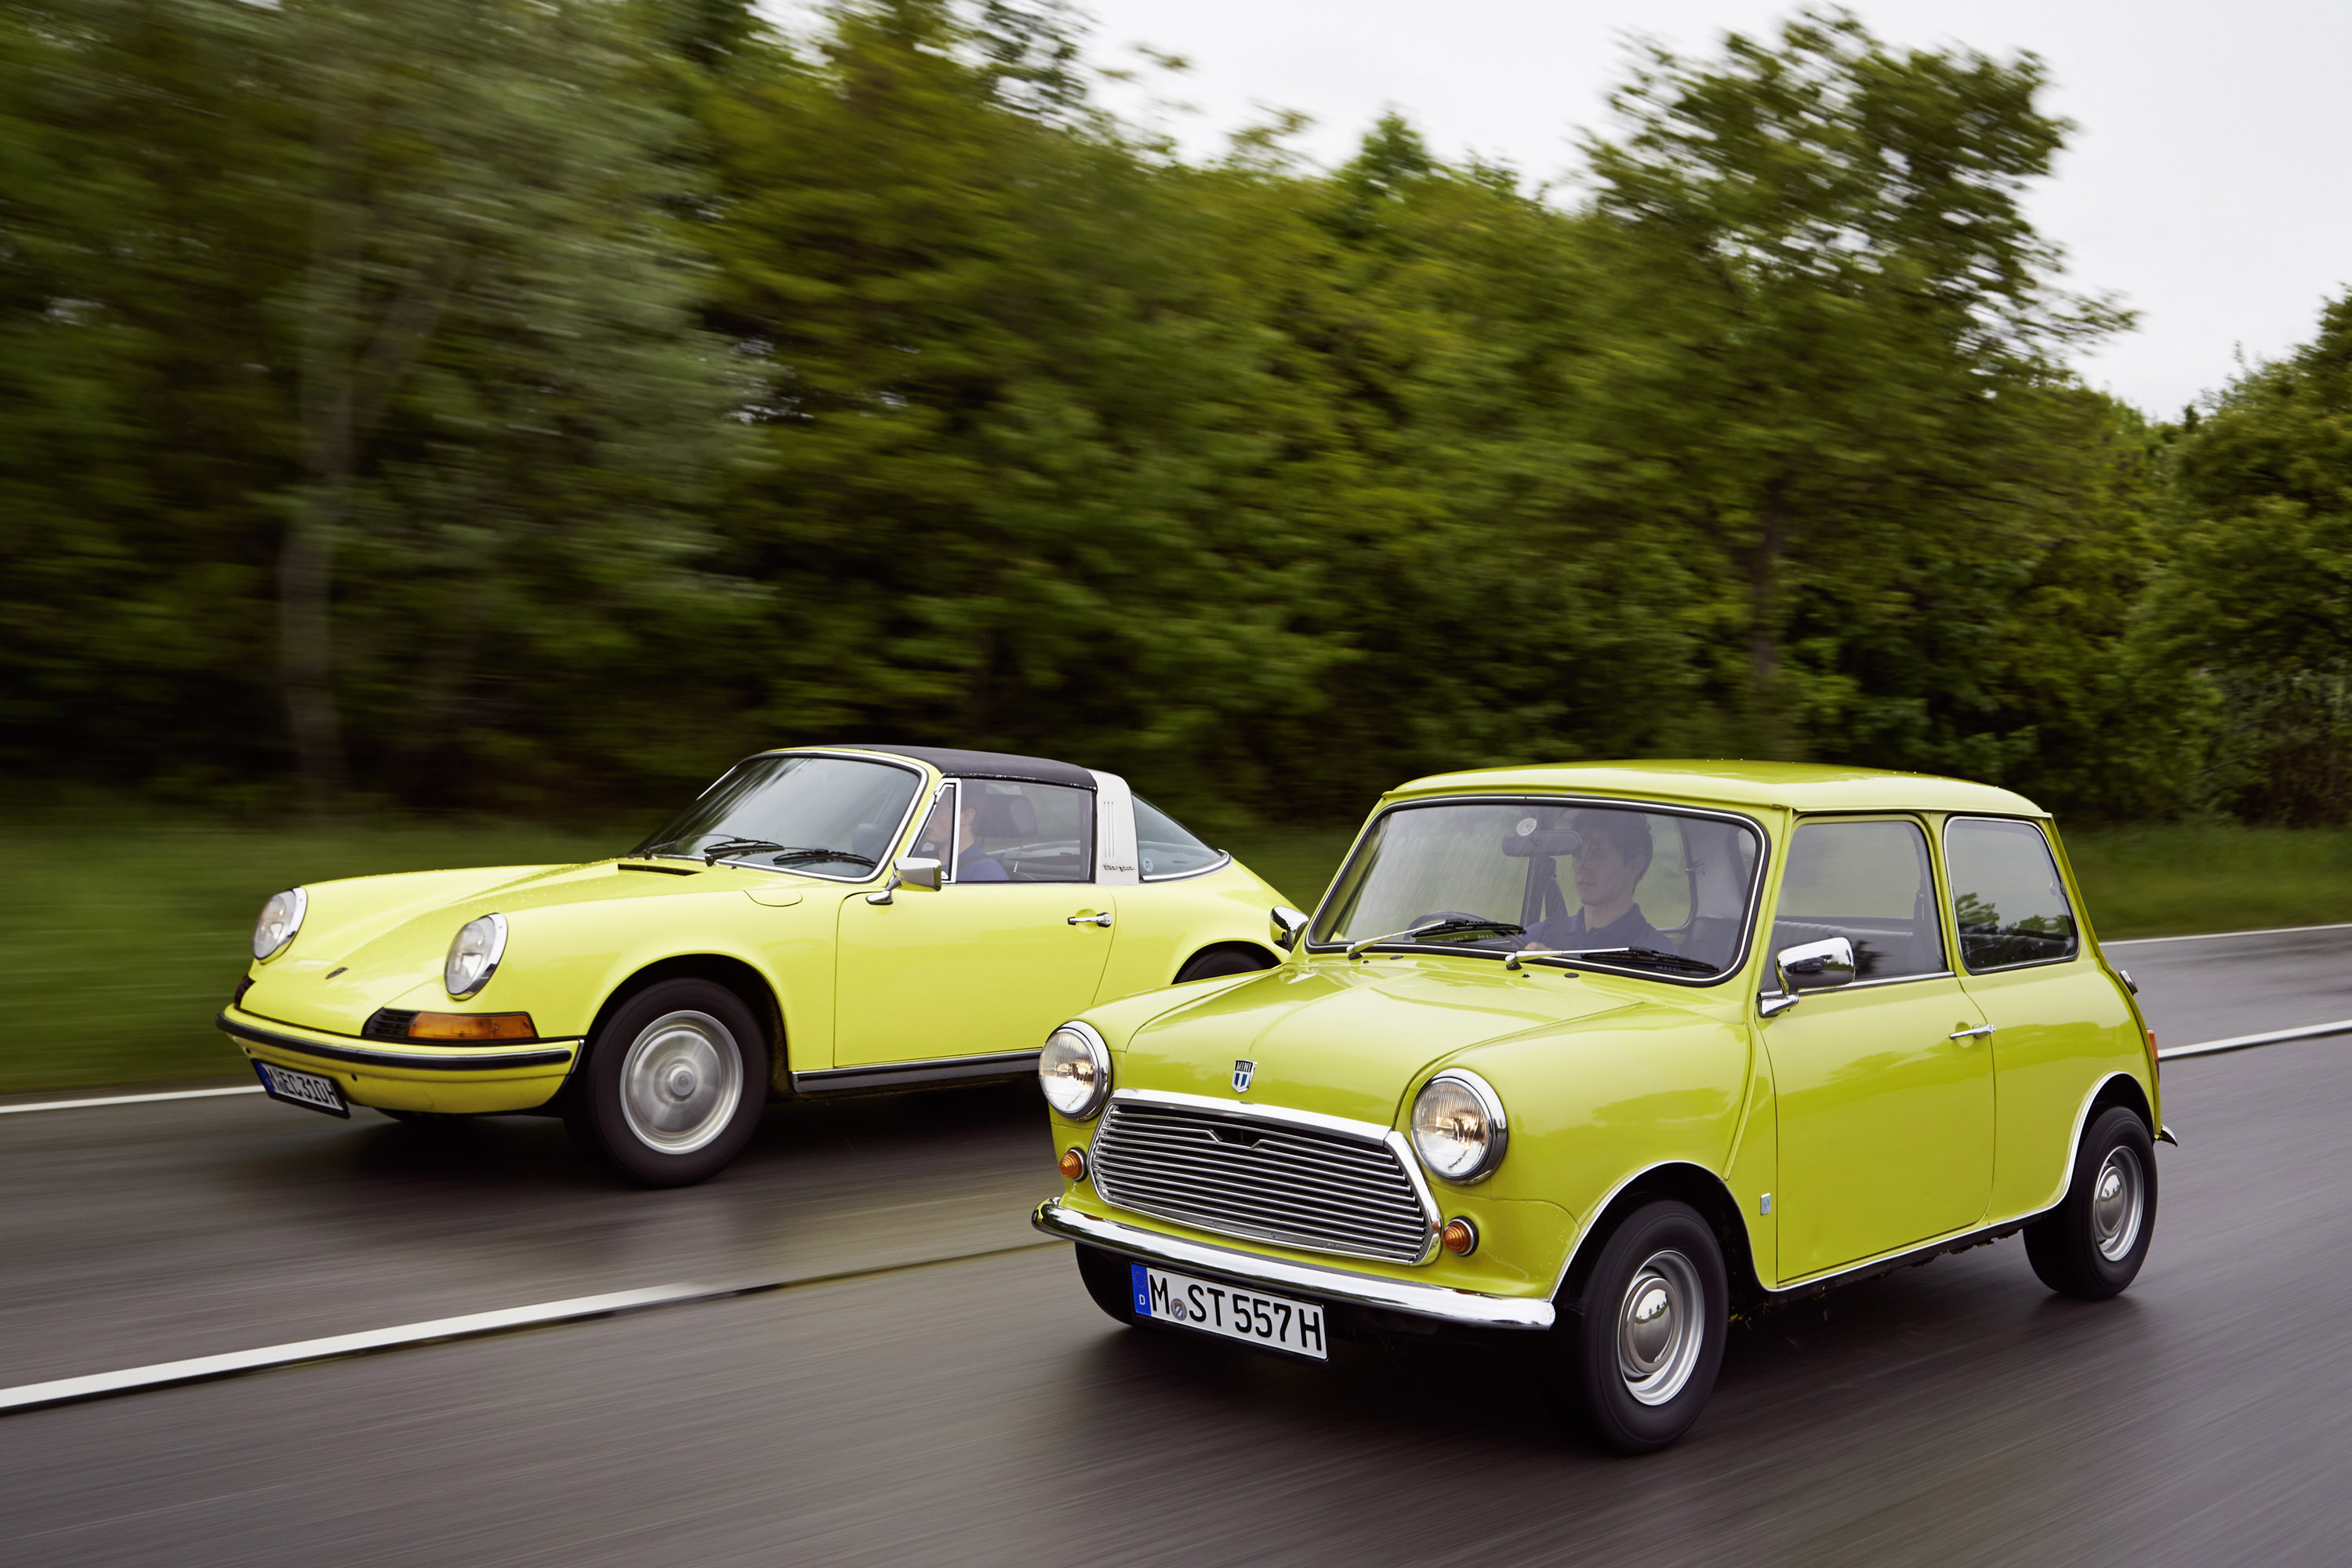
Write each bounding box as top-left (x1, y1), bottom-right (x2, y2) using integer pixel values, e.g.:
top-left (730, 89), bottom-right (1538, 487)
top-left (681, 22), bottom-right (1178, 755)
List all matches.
top-left (1270, 906), bottom-right (1309, 951)
top-left (895, 856), bottom-right (943, 891)
top-left (1759, 935), bottom-right (1856, 1016)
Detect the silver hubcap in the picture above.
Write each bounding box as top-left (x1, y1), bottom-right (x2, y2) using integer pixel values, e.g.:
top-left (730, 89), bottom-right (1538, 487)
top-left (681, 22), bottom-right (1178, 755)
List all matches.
top-left (1617, 1248), bottom-right (1704, 1406)
top-left (2091, 1145), bottom-right (2145, 1261)
top-left (619, 1010), bottom-right (742, 1156)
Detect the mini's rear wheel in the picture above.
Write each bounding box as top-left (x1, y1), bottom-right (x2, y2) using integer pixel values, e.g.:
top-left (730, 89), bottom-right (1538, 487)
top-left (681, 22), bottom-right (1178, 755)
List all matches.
top-left (1539, 1199), bottom-right (1727, 1454)
top-left (2025, 1105), bottom-right (2156, 1298)
top-left (1073, 1243), bottom-right (1139, 1327)
top-left (564, 978), bottom-right (768, 1187)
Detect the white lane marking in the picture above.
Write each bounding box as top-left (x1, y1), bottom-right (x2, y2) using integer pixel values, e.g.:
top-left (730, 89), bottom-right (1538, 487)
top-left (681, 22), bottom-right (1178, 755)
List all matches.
top-left (2160, 1018), bottom-right (2352, 1060)
top-left (2108, 920), bottom-right (2352, 946)
top-left (0, 1285), bottom-right (709, 1414)
top-left (0, 1086), bottom-right (264, 1116)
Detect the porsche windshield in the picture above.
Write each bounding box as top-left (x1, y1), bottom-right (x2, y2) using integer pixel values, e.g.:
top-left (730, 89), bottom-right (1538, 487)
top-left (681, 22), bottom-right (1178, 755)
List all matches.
top-left (1311, 800), bottom-right (1763, 979)
top-left (636, 754), bottom-right (921, 877)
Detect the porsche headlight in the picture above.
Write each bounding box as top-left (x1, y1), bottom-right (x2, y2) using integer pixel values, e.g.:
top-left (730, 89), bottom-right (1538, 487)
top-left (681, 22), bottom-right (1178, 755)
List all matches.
top-left (443, 913), bottom-right (508, 999)
top-left (252, 887), bottom-right (307, 961)
top-left (1039, 1023), bottom-right (1110, 1119)
top-left (1410, 1070), bottom-right (1508, 1182)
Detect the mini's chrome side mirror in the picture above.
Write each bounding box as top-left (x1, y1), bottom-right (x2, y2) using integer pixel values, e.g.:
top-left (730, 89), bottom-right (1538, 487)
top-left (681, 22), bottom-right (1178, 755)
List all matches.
top-left (1270, 906), bottom-right (1309, 951)
top-left (866, 855), bottom-right (944, 905)
top-left (1759, 935), bottom-right (1856, 1017)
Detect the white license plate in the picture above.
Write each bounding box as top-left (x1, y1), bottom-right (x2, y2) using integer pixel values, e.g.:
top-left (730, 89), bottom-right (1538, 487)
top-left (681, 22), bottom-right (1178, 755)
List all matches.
top-left (254, 1061), bottom-right (349, 1118)
top-left (1131, 1264), bottom-right (1327, 1360)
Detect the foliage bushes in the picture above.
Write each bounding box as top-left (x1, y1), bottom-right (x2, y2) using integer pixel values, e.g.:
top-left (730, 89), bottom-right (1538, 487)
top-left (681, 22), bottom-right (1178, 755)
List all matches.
top-left (0, 1), bottom-right (2343, 825)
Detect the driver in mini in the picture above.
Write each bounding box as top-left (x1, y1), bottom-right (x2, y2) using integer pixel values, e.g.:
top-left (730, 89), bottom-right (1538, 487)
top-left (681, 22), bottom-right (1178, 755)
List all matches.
top-left (1523, 810), bottom-right (1665, 954)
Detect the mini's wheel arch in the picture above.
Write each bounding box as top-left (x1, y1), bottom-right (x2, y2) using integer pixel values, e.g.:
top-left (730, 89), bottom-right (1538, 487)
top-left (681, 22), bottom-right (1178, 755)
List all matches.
top-left (578, 955), bottom-right (787, 1099)
top-left (1553, 1161), bottom-right (1761, 1316)
top-left (2051, 1070), bottom-right (2156, 1208)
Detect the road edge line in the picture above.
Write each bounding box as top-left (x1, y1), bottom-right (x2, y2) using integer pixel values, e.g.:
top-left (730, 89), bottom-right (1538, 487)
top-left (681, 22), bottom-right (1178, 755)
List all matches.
top-left (0, 1240), bottom-right (1065, 1417)
top-left (2106, 920), bottom-right (2352, 947)
top-left (2159, 1018), bottom-right (2352, 1060)
top-left (0, 1086), bottom-right (264, 1116)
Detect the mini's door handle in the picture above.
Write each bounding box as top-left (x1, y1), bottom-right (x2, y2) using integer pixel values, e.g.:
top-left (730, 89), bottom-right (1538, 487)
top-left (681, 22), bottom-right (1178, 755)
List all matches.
top-left (1949, 1025), bottom-right (1995, 1040)
top-left (1068, 911), bottom-right (1112, 927)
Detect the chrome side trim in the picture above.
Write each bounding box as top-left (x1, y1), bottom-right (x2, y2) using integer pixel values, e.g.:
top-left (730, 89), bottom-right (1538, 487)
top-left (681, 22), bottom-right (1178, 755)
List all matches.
top-left (216, 1013), bottom-right (577, 1072)
top-left (1033, 1200), bottom-right (1554, 1330)
top-left (789, 1049), bottom-right (1042, 1094)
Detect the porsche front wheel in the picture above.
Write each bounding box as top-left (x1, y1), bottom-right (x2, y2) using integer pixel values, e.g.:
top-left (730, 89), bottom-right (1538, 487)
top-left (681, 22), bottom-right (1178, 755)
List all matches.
top-left (564, 979), bottom-right (768, 1187)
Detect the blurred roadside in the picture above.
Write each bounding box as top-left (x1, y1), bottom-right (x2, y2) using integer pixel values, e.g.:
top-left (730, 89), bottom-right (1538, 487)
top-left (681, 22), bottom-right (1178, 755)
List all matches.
top-left (6, 808), bottom-right (2347, 1096)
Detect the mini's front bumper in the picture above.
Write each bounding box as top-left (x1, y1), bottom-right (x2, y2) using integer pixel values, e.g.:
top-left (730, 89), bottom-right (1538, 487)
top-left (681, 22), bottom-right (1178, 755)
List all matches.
top-left (1033, 1198), bottom-right (1555, 1330)
top-left (216, 1007), bottom-right (579, 1114)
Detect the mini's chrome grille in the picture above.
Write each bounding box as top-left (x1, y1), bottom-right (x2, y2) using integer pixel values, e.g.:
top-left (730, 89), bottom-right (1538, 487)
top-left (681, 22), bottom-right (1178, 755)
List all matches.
top-left (1091, 1097), bottom-right (1433, 1264)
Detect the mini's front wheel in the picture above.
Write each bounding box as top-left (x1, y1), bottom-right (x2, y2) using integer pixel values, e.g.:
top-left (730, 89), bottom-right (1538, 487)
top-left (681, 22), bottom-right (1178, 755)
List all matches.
top-left (1541, 1200), bottom-right (1727, 1454)
top-left (2025, 1105), bottom-right (2156, 1299)
top-left (564, 979), bottom-right (768, 1187)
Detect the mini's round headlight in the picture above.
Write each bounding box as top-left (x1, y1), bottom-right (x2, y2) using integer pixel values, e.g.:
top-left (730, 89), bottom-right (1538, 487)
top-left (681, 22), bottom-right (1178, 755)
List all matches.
top-left (1039, 1023), bottom-right (1110, 1119)
top-left (444, 913), bottom-right (507, 999)
top-left (252, 887), bottom-right (307, 961)
top-left (1410, 1070), bottom-right (1508, 1182)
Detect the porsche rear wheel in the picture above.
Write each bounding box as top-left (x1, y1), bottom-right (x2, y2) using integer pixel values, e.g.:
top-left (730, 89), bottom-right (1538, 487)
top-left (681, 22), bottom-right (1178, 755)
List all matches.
top-left (564, 979), bottom-right (768, 1187)
top-left (1540, 1200), bottom-right (1727, 1454)
top-left (1174, 947), bottom-right (1276, 984)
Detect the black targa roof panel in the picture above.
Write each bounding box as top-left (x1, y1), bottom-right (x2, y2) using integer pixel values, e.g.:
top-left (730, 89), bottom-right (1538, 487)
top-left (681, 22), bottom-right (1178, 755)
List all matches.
top-left (810, 744), bottom-right (1098, 789)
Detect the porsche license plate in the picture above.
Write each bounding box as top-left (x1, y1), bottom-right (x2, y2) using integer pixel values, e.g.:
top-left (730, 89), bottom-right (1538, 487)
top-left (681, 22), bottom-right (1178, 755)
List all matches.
top-left (1131, 1264), bottom-right (1327, 1360)
top-left (253, 1060), bottom-right (349, 1118)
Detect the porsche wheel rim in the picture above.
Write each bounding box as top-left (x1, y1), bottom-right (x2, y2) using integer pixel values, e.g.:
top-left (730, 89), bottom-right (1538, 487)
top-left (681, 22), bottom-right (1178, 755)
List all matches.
top-left (619, 1010), bottom-right (742, 1155)
top-left (1617, 1248), bottom-right (1704, 1406)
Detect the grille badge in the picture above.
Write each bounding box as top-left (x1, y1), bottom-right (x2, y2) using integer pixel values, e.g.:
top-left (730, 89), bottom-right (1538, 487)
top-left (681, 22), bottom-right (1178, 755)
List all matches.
top-left (1232, 1059), bottom-right (1256, 1092)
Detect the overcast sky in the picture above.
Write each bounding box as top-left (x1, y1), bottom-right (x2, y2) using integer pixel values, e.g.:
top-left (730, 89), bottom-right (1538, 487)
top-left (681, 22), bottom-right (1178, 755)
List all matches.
top-left (1041, 0), bottom-right (2350, 418)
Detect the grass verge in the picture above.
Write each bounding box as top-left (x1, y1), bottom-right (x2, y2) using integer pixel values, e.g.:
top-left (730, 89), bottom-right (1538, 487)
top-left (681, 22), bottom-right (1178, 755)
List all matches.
top-left (2, 815), bottom-right (2344, 1095)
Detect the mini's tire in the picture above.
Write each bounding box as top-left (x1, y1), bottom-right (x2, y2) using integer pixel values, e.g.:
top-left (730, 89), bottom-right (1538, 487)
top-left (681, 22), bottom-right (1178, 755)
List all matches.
top-left (562, 978), bottom-right (768, 1188)
top-left (1073, 1243), bottom-right (1139, 1327)
top-left (1540, 1200), bottom-right (1728, 1454)
top-left (2025, 1105), bottom-right (2156, 1299)
top-left (1174, 947), bottom-right (1275, 985)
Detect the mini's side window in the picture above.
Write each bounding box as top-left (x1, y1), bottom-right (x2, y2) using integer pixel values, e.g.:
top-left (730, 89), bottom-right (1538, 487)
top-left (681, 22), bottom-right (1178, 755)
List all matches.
top-left (1773, 819), bottom-right (1947, 984)
top-left (952, 780), bottom-right (1095, 883)
top-left (1945, 818), bottom-right (2079, 970)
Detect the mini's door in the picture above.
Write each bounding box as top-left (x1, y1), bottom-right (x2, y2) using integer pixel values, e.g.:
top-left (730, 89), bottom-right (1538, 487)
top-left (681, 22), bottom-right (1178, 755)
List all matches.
top-left (1760, 817), bottom-right (1995, 1280)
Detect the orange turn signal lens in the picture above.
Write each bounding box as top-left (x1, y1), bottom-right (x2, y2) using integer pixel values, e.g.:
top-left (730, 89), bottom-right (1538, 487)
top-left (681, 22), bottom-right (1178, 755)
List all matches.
top-left (1058, 1147), bottom-right (1087, 1181)
top-left (407, 1011), bottom-right (536, 1041)
top-left (1441, 1217), bottom-right (1479, 1256)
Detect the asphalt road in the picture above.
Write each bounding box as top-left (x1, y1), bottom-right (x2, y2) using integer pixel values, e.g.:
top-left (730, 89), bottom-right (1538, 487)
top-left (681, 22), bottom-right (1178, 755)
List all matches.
top-left (2, 929), bottom-right (2348, 1565)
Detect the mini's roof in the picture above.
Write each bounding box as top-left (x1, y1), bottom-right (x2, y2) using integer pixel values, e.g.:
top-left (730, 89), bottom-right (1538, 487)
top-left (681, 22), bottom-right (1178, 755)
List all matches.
top-left (801, 743), bottom-right (1097, 790)
top-left (1388, 759), bottom-right (2046, 818)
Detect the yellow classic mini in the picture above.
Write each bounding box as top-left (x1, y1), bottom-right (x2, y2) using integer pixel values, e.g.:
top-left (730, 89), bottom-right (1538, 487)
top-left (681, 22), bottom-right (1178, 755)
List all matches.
top-left (220, 746), bottom-right (1287, 1185)
top-left (1033, 761), bottom-right (2170, 1452)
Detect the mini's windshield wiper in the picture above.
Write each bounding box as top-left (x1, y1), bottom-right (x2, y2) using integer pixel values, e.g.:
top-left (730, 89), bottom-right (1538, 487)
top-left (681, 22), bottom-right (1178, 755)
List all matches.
top-left (1527, 945), bottom-right (1719, 976)
top-left (1345, 917), bottom-right (1523, 960)
top-left (768, 847), bottom-right (877, 868)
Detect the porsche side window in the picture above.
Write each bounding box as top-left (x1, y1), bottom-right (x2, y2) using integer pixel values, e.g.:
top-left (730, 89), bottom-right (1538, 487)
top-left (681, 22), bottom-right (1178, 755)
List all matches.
top-left (954, 780), bottom-right (1094, 883)
top-left (1774, 820), bottom-right (1946, 983)
top-left (1134, 797), bottom-right (1224, 879)
top-left (1947, 818), bottom-right (2079, 971)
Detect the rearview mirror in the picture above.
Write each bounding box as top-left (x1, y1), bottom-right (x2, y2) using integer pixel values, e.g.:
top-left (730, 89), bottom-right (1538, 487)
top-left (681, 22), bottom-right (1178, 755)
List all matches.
top-left (895, 856), bottom-right (943, 892)
top-left (1270, 906), bottom-right (1309, 951)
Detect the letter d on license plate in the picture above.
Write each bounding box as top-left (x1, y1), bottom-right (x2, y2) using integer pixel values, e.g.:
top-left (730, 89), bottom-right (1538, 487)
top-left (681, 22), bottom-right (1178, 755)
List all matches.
top-left (1131, 1264), bottom-right (1327, 1360)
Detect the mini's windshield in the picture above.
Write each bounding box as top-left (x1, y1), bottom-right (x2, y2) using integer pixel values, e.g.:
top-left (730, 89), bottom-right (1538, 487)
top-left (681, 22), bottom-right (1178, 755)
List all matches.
top-left (1311, 799), bottom-right (1763, 980)
top-left (634, 754), bottom-right (922, 878)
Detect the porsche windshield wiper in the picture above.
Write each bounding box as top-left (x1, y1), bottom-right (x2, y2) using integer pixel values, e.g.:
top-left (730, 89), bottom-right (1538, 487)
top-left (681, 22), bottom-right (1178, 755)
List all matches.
top-left (768, 847), bottom-right (877, 868)
top-left (1345, 916), bottom-right (1523, 960)
top-left (699, 837), bottom-right (789, 865)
